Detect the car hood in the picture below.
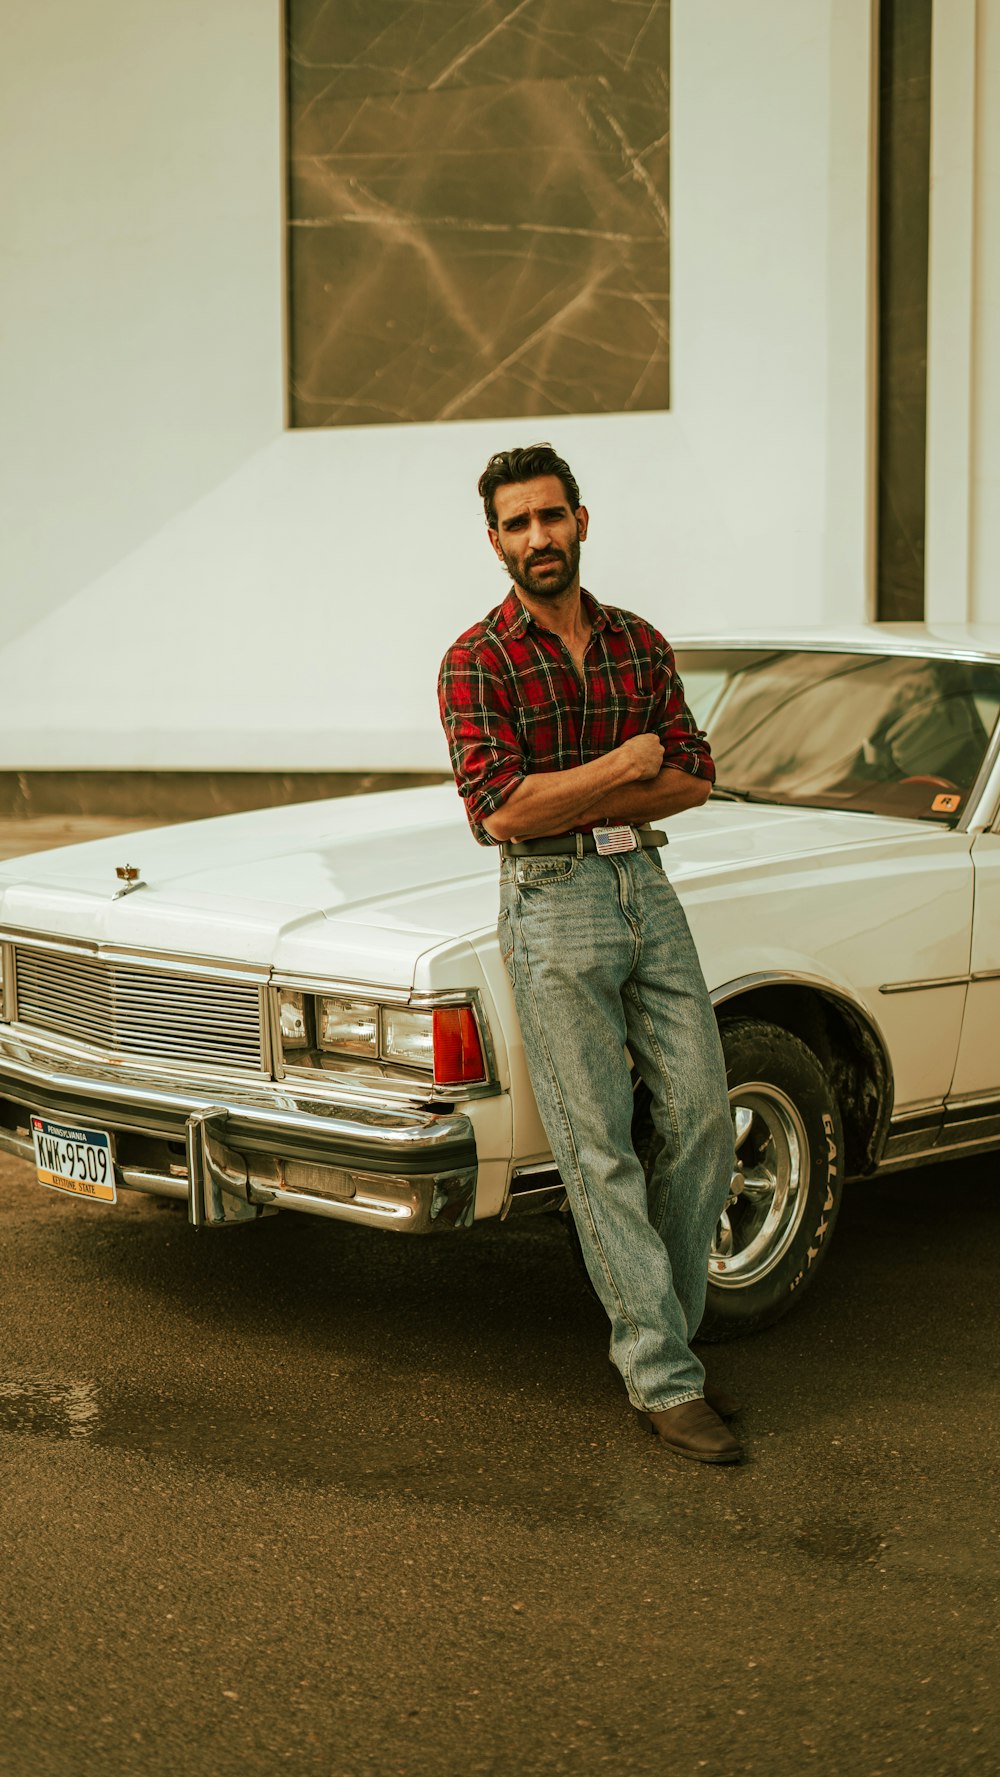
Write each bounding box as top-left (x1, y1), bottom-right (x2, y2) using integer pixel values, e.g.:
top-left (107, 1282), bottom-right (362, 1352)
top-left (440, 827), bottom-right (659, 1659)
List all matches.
top-left (0, 785), bottom-right (938, 986)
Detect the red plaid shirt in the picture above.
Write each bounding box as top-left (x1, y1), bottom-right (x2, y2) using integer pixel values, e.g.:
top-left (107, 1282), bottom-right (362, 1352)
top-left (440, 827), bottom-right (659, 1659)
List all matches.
top-left (438, 588), bottom-right (714, 845)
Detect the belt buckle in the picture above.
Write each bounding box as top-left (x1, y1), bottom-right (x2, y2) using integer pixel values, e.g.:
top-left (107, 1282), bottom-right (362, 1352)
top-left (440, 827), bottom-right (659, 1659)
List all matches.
top-left (592, 825), bottom-right (638, 856)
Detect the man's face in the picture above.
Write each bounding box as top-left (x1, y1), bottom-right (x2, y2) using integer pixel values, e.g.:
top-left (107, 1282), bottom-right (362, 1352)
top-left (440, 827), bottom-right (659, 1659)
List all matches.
top-left (489, 475), bottom-right (589, 601)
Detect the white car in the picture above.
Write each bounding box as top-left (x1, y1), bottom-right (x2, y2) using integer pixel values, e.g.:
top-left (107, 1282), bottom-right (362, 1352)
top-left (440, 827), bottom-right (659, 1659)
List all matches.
top-left (2, 627), bottom-right (999, 1339)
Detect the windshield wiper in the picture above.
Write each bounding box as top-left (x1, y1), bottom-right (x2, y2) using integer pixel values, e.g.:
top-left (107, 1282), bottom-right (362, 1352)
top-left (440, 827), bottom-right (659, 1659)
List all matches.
top-left (711, 784), bottom-right (787, 805)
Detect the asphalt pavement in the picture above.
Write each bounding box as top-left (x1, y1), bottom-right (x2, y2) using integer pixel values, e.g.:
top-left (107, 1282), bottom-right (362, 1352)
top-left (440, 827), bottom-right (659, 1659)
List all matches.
top-left (1, 1149), bottom-right (997, 1777)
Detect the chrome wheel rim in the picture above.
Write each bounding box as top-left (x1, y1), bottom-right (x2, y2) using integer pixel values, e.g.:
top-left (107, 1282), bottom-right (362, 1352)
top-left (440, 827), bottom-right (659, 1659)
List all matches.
top-left (709, 1082), bottom-right (810, 1289)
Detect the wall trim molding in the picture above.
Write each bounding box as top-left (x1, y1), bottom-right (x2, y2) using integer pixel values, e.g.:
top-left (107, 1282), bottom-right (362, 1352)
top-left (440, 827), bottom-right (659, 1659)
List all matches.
top-left (0, 771), bottom-right (450, 822)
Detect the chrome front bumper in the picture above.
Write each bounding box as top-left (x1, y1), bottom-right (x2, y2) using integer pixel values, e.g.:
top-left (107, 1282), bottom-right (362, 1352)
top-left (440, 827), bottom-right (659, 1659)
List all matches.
top-left (0, 1038), bottom-right (478, 1233)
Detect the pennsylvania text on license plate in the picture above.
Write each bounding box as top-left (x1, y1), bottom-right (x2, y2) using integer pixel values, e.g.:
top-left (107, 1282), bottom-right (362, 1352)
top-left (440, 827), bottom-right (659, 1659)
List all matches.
top-left (31, 1116), bottom-right (116, 1203)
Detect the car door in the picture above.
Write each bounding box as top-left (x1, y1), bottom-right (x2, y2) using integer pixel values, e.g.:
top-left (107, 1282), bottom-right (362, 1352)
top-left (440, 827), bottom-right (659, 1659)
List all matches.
top-left (946, 820), bottom-right (1000, 1124)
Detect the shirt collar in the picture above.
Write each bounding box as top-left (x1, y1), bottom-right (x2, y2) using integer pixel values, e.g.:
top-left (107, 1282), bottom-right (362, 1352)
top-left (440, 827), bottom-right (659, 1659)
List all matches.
top-left (499, 586), bottom-right (621, 638)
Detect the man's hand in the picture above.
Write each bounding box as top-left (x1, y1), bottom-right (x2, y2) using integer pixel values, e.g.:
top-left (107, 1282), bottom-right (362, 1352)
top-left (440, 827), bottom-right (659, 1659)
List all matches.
top-left (618, 734), bottom-right (665, 782)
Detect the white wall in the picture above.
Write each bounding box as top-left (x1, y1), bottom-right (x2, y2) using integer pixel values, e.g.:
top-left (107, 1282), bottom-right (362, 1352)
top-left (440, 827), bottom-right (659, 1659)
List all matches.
top-left (920, 0), bottom-right (1000, 634)
top-left (0, 1), bottom-right (879, 773)
top-left (971, 0), bottom-right (1000, 624)
top-left (925, 0), bottom-right (977, 624)
top-left (0, 0), bottom-right (283, 650)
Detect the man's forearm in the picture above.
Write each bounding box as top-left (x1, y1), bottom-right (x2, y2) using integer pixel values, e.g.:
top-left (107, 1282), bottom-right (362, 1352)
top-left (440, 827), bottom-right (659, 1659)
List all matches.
top-left (575, 767), bottom-right (712, 826)
top-left (481, 745), bottom-right (652, 841)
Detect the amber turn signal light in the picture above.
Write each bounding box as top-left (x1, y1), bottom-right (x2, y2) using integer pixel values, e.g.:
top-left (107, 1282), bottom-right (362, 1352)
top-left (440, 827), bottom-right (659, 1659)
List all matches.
top-left (432, 1005), bottom-right (486, 1085)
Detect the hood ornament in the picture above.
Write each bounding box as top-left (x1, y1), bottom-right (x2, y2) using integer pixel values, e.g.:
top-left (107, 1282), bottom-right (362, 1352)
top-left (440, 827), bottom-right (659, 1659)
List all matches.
top-left (112, 864), bottom-right (146, 901)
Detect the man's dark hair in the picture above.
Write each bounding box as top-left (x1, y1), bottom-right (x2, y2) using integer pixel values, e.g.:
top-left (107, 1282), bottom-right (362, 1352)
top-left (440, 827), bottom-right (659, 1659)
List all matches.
top-left (478, 443), bottom-right (582, 529)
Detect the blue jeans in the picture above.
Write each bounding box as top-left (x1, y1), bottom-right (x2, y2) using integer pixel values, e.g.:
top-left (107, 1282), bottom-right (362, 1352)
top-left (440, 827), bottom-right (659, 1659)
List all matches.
top-left (498, 848), bottom-right (734, 1412)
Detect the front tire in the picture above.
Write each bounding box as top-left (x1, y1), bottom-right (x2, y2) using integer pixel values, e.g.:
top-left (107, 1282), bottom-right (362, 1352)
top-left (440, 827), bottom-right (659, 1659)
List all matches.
top-left (697, 1017), bottom-right (845, 1341)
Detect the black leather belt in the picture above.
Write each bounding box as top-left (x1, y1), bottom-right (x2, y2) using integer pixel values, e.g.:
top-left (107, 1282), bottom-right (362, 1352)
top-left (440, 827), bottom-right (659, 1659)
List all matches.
top-left (500, 828), bottom-right (667, 857)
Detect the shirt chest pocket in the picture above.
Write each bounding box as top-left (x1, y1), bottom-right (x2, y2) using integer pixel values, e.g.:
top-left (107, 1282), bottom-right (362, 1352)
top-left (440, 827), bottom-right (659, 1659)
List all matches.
top-left (606, 673), bottom-right (658, 736)
top-left (514, 693), bottom-right (573, 760)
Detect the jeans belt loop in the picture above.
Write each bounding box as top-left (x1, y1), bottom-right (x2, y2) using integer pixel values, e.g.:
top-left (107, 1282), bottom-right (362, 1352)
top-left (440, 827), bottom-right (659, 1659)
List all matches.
top-left (575, 831), bottom-right (584, 859)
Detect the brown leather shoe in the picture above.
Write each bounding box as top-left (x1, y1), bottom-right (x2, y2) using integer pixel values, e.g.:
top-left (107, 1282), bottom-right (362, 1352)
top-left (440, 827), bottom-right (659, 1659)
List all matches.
top-left (702, 1380), bottom-right (740, 1421)
top-left (639, 1398), bottom-right (743, 1464)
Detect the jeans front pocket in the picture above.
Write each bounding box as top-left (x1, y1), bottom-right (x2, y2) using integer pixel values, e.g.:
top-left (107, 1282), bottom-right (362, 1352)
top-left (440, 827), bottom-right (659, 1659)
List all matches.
top-left (515, 855), bottom-right (577, 887)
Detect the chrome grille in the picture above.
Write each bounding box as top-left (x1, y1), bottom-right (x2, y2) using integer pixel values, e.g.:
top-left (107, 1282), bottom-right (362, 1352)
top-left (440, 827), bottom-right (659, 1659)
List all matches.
top-left (13, 946), bottom-right (265, 1074)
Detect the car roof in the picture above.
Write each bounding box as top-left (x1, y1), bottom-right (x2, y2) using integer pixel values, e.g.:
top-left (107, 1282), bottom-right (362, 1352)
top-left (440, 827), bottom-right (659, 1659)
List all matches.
top-left (673, 622), bottom-right (1000, 664)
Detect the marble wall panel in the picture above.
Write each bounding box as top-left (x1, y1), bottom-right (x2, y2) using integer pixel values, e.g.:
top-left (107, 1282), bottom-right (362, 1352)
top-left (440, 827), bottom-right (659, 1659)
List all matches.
top-left (286, 1), bottom-right (670, 426)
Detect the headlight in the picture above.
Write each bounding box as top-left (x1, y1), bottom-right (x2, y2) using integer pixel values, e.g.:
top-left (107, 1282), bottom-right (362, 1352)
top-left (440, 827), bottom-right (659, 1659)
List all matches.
top-left (381, 1007), bottom-right (434, 1069)
top-left (317, 996), bottom-right (379, 1057)
top-left (278, 989), bottom-right (312, 1048)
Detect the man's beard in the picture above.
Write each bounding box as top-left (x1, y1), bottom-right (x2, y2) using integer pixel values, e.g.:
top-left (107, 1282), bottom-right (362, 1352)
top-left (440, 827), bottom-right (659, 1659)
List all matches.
top-left (501, 534), bottom-right (581, 600)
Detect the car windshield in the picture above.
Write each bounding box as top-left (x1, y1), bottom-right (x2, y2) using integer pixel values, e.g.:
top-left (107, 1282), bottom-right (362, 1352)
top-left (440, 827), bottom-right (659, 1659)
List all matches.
top-left (674, 649), bottom-right (1000, 822)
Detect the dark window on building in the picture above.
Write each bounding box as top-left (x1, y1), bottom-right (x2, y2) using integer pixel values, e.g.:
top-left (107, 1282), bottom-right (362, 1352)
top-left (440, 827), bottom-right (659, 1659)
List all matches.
top-left (876, 0), bottom-right (933, 621)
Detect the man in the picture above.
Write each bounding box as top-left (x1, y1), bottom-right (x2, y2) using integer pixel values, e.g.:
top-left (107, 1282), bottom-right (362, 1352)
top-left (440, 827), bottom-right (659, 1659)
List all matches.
top-left (438, 443), bottom-right (740, 1465)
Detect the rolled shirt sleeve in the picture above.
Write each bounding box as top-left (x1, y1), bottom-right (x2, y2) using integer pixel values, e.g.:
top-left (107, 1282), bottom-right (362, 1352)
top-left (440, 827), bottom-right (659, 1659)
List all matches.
top-left (652, 634), bottom-right (716, 784)
top-left (438, 645), bottom-right (525, 841)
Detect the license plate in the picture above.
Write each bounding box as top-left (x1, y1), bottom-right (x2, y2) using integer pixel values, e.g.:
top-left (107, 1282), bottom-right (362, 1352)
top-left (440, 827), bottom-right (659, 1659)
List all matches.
top-left (31, 1116), bottom-right (116, 1204)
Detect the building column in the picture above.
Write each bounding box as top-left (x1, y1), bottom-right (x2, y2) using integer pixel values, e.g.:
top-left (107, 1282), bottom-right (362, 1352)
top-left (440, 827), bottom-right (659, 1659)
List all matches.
top-left (925, 0), bottom-right (978, 626)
